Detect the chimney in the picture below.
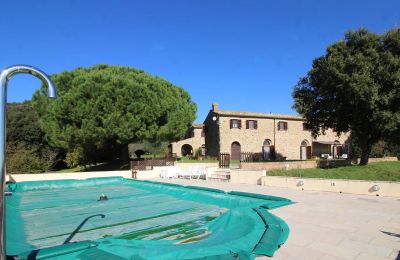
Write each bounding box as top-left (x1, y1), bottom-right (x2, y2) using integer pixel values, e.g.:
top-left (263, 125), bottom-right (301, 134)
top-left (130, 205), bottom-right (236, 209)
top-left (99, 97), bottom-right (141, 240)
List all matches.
top-left (212, 103), bottom-right (218, 112)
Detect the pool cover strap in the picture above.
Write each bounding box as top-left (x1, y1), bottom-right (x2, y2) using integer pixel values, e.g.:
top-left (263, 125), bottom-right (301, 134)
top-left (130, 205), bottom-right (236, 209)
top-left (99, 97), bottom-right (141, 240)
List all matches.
top-left (252, 207), bottom-right (290, 257)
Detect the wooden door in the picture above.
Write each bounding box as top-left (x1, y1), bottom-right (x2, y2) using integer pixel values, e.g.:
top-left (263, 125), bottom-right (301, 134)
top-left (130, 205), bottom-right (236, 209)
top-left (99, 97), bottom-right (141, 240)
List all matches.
top-left (306, 146), bottom-right (312, 159)
top-left (231, 142), bottom-right (241, 160)
top-left (336, 146), bottom-right (343, 157)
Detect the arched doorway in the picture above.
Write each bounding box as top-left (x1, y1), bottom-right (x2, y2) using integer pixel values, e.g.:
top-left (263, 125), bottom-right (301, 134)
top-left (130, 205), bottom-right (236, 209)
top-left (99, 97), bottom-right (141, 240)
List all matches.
top-left (263, 139), bottom-right (272, 160)
top-left (181, 144), bottom-right (193, 156)
top-left (134, 149), bottom-right (145, 159)
top-left (300, 140), bottom-right (311, 160)
top-left (231, 142), bottom-right (241, 160)
top-left (333, 140), bottom-right (342, 158)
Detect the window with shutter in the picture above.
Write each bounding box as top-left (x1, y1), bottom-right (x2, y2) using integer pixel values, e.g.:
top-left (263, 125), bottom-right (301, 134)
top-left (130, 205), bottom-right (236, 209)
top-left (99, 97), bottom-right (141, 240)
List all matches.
top-left (278, 121), bottom-right (288, 131)
top-left (246, 120), bottom-right (257, 129)
top-left (230, 119), bottom-right (241, 129)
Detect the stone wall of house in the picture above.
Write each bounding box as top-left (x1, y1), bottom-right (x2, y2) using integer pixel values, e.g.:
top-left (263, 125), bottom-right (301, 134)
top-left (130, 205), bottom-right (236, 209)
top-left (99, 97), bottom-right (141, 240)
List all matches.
top-left (273, 119), bottom-right (312, 160)
top-left (170, 128), bottom-right (205, 157)
top-left (215, 114), bottom-right (350, 160)
top-left (172, 103), bottom-right (352, 160)
top-left (218, 116), bottom-right (314, 160)
top-left (218, 115), bottom-right (275, 155)
top-left (314, 129), bottom-right (349, 143)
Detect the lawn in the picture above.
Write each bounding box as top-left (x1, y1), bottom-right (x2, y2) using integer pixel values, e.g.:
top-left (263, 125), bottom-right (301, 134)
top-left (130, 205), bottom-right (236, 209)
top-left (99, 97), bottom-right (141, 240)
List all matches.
top-left (267, 161), bottom-right (400, 182)
top-left (177, 157), bottom-right (218, 163)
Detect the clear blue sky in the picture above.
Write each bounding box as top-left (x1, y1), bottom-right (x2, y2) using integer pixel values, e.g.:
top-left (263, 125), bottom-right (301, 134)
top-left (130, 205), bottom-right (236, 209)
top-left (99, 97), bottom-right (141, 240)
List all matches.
top-left (1, 0), bottom-right (399, 122)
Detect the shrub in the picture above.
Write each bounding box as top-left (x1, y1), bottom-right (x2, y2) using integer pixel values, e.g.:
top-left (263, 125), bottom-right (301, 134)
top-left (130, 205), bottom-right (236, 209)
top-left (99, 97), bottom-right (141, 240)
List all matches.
top-left (65, 147), bottom-right (85, 168)
top-left (6, 143), bottom-right (48, 174)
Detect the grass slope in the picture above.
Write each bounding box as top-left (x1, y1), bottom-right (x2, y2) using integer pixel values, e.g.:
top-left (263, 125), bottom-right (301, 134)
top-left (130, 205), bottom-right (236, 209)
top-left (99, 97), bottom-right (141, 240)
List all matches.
top-left (268, 161), bottom-right (400, 182)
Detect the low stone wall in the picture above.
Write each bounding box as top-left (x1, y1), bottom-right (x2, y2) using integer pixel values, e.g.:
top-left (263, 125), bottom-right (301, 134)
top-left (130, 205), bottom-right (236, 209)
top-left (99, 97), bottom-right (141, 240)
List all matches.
top-left (175, 162), bottom-right (218, 169)
top-left (230, 169), bottom-right (266, 185)
top-left (262, 176), bottom-right (400, 197)
top-left (357, 156), bottom-right (398, 164)
top-left (8, 164), bottom-right (220, 182)
top-left (241, 160), bottom-right (317, 171)
top-left (9, 170), bottom-right (131, 182)
top-left (135, 167), bottom-right (164, 180)
top-left (242, 157), bottom-right (399, 171)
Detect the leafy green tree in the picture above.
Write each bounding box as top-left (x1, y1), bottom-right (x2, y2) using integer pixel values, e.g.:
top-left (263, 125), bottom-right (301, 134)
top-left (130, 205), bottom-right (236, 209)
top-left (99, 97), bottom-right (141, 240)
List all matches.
top-left (32, 65), bottom-right (197, 165)
top-left (6, 143), bottom-right (49, 174)
top-left (351, 138), bottom-right (400, 158)
top-left (6, 102), bottom-right (45, 146)
top-left (5, 102), bottom-right (61, 173)
top-left (65, 146), bottom-right (85, 168)
top-left (293, 28), bottom-right (400, 165)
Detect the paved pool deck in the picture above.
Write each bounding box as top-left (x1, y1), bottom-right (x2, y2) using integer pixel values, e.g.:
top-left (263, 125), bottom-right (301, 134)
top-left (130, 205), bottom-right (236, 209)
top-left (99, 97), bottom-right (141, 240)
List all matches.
top-left (154, 178), bottom-right (400, 260)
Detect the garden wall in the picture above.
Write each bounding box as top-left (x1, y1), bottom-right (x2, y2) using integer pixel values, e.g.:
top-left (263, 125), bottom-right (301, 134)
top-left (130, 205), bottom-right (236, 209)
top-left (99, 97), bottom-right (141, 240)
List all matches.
top-left (230, 169), bottom-right (266, 185)
top-left (262, 176), bottom-right (400, 197)
top-left (241, 157), bottom-right (398, 171)
top-left (241, 160), bottom-right (317, 171)
top-left (356, 156), bottom-right (398, 164)
top-left (9, 170), bottom-right (132, 182)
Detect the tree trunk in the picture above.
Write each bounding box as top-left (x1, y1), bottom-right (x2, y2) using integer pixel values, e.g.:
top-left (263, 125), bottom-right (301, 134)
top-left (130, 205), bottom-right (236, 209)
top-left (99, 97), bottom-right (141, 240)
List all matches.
top-left (359, 143), bottom-right (372, 165)
top-left (120, 143), bottom-right (129, 164)
top-left (110, 143), bottom-right (130, 164)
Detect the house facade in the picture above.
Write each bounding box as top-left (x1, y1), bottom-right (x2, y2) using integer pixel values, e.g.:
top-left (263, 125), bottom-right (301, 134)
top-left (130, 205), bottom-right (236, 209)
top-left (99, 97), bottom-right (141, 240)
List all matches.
top-left (171, 103), bottom-right (350, 160)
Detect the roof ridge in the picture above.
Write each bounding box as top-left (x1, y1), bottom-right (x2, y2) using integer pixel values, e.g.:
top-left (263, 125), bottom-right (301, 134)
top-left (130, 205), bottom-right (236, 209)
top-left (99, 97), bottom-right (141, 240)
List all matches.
top-left (216, 109), bottom-right (303, 119)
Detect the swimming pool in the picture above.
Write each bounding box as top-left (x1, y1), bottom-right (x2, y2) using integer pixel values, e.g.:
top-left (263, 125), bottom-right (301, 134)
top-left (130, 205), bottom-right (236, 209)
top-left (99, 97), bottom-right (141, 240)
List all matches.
top-left (6, 177), bottom-right (292, 259)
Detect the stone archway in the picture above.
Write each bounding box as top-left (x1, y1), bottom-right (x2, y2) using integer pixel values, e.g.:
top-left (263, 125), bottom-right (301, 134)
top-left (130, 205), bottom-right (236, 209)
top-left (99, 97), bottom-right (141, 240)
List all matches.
top-left (134, 149), bottom-right (145, 159)
top-left (231, 142), bottom-right (241, 160)
top-left (263, 139), bottom-right (272, 160)
top-left (181, 144), bottom-right (193, 156)
top-left (333, 140), bottom-right (342, 158)
top-left (300, 140), bottom-right (311, 160)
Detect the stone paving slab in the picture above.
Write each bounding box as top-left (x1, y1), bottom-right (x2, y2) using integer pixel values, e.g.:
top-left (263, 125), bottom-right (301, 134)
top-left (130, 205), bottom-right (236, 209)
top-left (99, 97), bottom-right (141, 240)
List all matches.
top-left (153, 178), bottom-right (400, 260)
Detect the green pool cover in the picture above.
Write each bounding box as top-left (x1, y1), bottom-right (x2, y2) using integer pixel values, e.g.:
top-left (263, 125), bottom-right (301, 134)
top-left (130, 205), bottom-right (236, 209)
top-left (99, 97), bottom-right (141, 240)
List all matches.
top-left (6, 177), bottom-right (293, 259)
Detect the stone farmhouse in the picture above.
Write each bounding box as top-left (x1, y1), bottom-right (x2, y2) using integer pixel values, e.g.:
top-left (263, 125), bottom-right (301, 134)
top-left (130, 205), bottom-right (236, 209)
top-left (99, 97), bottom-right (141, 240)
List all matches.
top-left (170, 103), bottom-right (350, 160)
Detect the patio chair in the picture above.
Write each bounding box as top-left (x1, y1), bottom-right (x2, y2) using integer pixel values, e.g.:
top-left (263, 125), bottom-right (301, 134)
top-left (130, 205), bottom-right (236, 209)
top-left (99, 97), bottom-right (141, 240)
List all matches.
top-left (166, 166), bottom-right (178, 178)
top-left (192, 167), bottom-right (206, 179)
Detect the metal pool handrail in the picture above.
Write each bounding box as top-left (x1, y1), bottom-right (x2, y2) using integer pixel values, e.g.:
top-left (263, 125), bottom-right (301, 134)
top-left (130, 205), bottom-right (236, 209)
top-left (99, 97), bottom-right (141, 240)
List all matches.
top-left (0, 65), bottom-right (57, 259)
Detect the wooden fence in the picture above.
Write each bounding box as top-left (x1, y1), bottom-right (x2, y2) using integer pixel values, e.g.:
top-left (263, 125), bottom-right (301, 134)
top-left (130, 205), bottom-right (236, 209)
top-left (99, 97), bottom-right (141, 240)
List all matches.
top-left (131, 157), bottom-right (176, 171)
top-left (241, 152), bottom-right (253, 162)
top-left (240, 152), bottom-right (263, 163)
top-left (218, 153), bottom-right (230, 168)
